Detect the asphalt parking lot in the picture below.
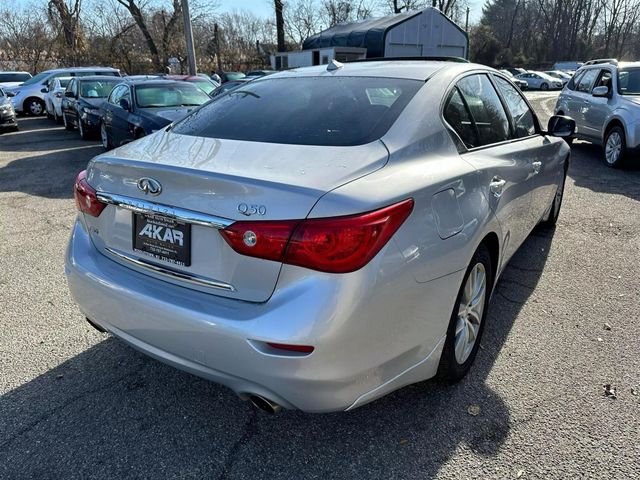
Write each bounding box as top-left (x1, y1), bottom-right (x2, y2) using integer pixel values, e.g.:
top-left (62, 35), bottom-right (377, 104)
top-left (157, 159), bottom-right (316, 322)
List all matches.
top-left (1, 92), bottom-right (639, 479)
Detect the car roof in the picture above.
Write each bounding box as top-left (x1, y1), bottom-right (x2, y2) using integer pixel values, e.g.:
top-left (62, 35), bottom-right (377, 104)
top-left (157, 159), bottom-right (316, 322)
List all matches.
top-left (0, 71), bottom-right (31, 74)
top-left (269, 60), bottom-right (488, 81)
top-left (74, 75), bottom-right (123, 82)
top-left (163, 75), bottom-right (208, 81)
top-left (125, 79), bottom-right (198, 87)
top-left (41, 67), bottom-right (119, 74)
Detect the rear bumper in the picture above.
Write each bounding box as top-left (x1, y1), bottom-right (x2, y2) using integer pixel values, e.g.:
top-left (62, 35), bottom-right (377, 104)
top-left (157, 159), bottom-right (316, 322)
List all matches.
top-left (65, 218), bottom-right (458, 412)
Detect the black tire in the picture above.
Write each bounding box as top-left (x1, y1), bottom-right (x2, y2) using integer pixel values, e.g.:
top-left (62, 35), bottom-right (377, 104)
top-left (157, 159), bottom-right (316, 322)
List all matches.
top-left (100, 121), bottom-right (112, 150)
top-left (24, 97), bottom-right (45, 116)
top-left (437, 244), bottom-right (493, 383)
top-left (63, 113), bottom-right (74, 130)
top-left (603, 126), bottom-right (626, 168)
top-left (78, 118), bottom-right (91, 140)
top-left (540, 82), bottom-right (549, 91)
top-left (542, 168), bottom-right (567, 227)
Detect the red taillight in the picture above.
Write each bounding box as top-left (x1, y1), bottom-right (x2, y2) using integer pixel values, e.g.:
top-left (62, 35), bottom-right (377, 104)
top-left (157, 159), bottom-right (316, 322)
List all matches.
top-left (220, 199), bottom-right (413, 273)
top-left (266, 343), bottom-right (315, 354)
top-left (74, 170), bottom-right (106, 217)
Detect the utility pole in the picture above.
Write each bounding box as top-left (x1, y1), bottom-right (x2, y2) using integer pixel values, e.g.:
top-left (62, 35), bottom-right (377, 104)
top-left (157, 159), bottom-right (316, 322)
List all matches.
top-left (181, 0), bottom-right (197, 75)
top-left (214, 23), bottom-right (222, 72)
top-left (275, 0), bottom-right (285, 52)
top-left (465, 6), bottom-right (470, 32)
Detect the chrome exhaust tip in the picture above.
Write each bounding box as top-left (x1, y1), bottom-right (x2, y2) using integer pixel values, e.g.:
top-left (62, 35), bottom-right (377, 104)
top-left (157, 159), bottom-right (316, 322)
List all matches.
top-left (248, 394), bottom-right (282, 414)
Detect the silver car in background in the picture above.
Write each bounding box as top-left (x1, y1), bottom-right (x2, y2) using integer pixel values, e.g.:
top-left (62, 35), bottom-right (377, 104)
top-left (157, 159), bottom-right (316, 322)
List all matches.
top-left (516, 71), bottom-right (564, 90)
top-left (44, 76), bottom-right (72, 123)
top-left (65, 60), bottom-right (574, 413)
top-left (555, 60), bottom-right (640, 167)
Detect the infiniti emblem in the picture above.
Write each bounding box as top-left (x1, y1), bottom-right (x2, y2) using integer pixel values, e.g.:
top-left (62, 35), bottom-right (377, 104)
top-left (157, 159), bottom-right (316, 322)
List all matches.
top-left (137, 177), bottom-right (162, 196)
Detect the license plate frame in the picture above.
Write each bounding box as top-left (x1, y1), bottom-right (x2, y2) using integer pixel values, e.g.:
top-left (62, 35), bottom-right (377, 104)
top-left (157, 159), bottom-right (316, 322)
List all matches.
top-left (132, 212), bottom-right (191, 267)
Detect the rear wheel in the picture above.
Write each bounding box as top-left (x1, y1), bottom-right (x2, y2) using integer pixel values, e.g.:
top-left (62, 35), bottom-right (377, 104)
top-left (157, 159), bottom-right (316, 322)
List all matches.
top-left (542, 168), bottom-right (567, 226)
top-left (438, 244), bottom-right (492, 382)
top-left (540, 82), bottom-right (549, 91)
top-left (604, 126), bottom-right (626, 168)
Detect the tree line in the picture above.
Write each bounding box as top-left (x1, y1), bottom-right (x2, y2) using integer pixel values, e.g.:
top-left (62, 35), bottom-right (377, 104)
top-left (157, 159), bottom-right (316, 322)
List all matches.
top-left (0, 0), bottom-right (637, 75)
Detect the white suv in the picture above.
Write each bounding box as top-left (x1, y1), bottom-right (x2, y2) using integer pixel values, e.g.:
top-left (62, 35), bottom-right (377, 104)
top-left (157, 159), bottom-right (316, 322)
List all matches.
top-left (6, 67), bottom-right (120, 116)
top-left (555, 60), bottom-right (640, 167)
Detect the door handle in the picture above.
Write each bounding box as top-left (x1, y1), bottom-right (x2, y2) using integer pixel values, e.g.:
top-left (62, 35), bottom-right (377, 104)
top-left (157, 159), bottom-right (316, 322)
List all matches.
top-left (489, 176), bottom-right (506, 198)
top-left (532, 161), bottom-right (542, 174)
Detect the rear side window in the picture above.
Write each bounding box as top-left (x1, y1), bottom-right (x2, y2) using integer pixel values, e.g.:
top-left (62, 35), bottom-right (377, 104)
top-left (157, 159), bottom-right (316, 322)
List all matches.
top-left (456, 74), bottom-right (510, 146)
top-left (576, 69), bottom-right (599, 93)
top-left (494, 76), bottom-right (536, 138)
top-left (172, 77), bottom-right (423, 146)
top-left (566, 70), bottom-right (583, 91)
top-left (444, 89), bottom-right (478, 148)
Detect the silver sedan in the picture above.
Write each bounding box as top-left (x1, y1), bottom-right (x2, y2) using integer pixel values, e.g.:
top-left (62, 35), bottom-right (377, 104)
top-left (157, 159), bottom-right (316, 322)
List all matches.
top-left (65, 60), bottom-right (574, 413)
top-left (517, 71), bottom-right (564, 90)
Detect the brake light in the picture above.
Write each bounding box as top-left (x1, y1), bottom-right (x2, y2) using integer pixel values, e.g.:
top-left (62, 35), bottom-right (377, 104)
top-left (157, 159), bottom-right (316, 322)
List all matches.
top-left (220, 199), bottom-right (413, 273)
top-left (266, 343), bottom-right (314, 354)
top-left (74, 170), bottom-right (106, 217)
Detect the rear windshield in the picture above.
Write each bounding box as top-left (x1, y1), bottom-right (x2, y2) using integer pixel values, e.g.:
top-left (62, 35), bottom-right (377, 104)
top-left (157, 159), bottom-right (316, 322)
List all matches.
top-left (135, 84), bottom-right (211, 108)
top-left (80, 79), bottom-right (121, 98)
top-left (0, 73), bottom-right (31, 83)
top-left (173, 77), bottom-right (423, 146)
top-left (618, 68), bottom-right (640, 95)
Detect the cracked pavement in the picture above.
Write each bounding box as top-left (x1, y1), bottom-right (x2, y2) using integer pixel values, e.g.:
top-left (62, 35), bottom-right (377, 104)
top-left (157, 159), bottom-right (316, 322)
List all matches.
top-left (1, 92), bottom-right (639, 479)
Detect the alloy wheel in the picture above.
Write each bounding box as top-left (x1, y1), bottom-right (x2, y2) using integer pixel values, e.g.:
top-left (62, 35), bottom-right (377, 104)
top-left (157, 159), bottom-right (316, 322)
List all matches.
top-left (29, 100), bottom-right (43, 116)
top-left (605, 132), bottom-right (622, 165)
top-left (455, 263), bottom-right (486, 364)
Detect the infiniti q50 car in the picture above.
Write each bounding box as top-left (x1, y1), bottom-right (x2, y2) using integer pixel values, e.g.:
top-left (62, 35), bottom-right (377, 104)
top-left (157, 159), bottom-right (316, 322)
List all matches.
top-left (65, 60), bottom-right (574, 413)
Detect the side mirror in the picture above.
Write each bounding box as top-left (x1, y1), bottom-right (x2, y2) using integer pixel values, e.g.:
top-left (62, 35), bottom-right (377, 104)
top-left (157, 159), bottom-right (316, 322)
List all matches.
top-left (6, 91), bottom-right (15, 98)
top-left (119, 98), bottom-right (131, 111)
top-left (41, 87), bottom-right (48, 93)
top-left (64, 91), bottom-right (75, 98)
top-left (547, 115), bottom-right (576, 138)
top-left (592, 86), bottom-right (609, 98)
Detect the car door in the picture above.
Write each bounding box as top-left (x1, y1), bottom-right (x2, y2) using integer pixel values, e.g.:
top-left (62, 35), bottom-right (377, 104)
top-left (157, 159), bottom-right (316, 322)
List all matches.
top-left (493, 74), bottom-right (565, 224)
top-left (444, 73), bottom-right (535, 263)
top-left (582, 69), bottom-right (613, 141)
top-left (62, 79), bottom-right (74, 118)
top-left (571, 69), bottom-right (600, 138)
top-left (104, 85), bottom-right (129, 146)
top-left (68, 79), bottom-right (80, 125)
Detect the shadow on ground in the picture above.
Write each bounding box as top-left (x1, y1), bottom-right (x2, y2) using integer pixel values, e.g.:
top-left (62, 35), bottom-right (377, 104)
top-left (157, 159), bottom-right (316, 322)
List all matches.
top-left (0, 228), bottom-right (556, 479)
top-left (568, 142), bottom-right (640, 202)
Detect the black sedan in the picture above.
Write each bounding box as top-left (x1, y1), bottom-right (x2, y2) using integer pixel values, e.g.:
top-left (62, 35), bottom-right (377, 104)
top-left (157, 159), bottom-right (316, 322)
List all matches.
top-left (210, 79), bottom-right (252, 98)
top-left (100, 80), bottom-right (210, 150)
top-left (61, 76), bottom-right (123, 139)
top-left (0, 87), bottom-right (18, 132)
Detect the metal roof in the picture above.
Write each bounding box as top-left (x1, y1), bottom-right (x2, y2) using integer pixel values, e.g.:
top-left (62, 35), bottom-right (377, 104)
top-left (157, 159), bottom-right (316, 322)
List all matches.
top-left (302, 11), bottom-right (420, 58)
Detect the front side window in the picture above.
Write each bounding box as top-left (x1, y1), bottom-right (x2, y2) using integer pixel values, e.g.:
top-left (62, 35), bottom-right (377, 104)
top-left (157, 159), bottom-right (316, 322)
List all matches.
top-left (494, 76), bottom-right (536, 138)
top-left (80, 79), bottom-right (121, 98)
top-left (576, 69), bottom-right (599, 93)
top-left (443, 88), bottom-right (478, 148)
top-left (173, 77), bottom-right (423, 147)
top-left (109, 85), bottom-right (126, 104)
top-left (617, 68), bottom-right (640, 95)
top-left (456, 74), bottom-right (510, 146)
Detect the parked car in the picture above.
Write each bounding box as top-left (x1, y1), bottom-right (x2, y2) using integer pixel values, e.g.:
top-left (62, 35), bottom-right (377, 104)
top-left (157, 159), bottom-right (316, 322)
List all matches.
top-left (44, 77), bottom-right (72, 123)
top-left (209, 79), bottom-right (252, 98)
top-left (544, 70), bottom-right (572, 86)
top-left (162, 75), bottom-right (218, 96)
top-left (555, 60), bottom-right (640, 167)
top-left (0, 87), bottom-right (18, 132)
top-left (499, 70), bottom-right (528, 90)
top-left (220, 71), bottom-right (246, 83)
top-left (66, 60), bottom-right (574, 413)
top-left (0, 71), bottom-right (32, 89)
top-left (553, 61), bottom-right (583, 73)
top-left (504, 67), bottom-right (527, 77)
top-left (246, 70), bottom-right (276, 78)
top-left (5, 67), bottom-right (120, 116)
top-left (516, 71), bottom-right (563, 90)
top-left (100, 79), bottom-right (210, 149)
top-left (61, 76), bottom-right (123, 139)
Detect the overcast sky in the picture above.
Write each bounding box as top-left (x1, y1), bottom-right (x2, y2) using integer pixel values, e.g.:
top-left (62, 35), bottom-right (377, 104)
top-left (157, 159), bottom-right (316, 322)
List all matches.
top-left (218, 0), bottom-right (485, 24)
